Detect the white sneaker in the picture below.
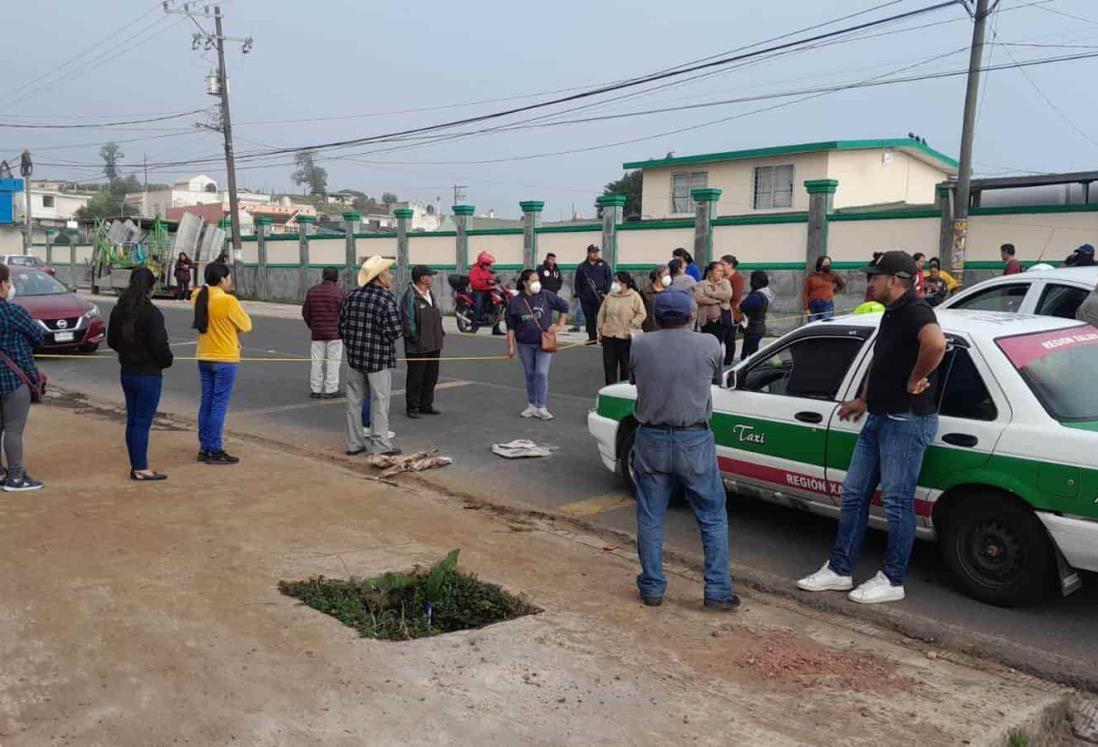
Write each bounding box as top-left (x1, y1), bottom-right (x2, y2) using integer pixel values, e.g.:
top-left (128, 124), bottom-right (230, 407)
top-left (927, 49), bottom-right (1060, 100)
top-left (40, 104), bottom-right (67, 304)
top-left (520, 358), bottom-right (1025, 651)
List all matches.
top-left (520, 405), bottom-right (538, 418)
top-left (536, 407), bottom-right (554, 420)
top-left (848, 571), bottom-right (905, 604)
top-left (387, 430), bottom-right (396, 440)
top-left (796, 561), bottom-right (854, 592)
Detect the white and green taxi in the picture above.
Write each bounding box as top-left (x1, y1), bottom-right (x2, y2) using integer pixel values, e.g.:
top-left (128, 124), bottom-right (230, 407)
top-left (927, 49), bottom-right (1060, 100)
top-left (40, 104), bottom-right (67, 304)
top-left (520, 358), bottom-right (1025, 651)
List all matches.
top-left (587, 310), bottom-right (1098, 607)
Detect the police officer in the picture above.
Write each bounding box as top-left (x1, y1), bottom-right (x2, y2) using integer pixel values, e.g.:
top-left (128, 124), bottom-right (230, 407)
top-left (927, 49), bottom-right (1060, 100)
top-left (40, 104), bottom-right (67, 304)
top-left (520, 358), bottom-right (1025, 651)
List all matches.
top-left (628, 290), bottom-right (739, 611)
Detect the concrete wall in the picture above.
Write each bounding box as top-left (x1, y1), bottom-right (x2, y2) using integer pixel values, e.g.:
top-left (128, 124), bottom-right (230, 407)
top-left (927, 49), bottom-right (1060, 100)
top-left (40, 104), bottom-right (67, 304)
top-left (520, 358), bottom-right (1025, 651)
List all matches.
top-left (640, 152), bottom-right (830, 219)
top-left (265, 238), bottom-right (301, 265)
top-left (618, 225), bottom-right (695, 264)
top-left (966, 209), bottom-right (1098, 262)
top-left (354, 235), bottom-right (399, 261)
top-left (827, 215), bottom-right (939, 263)
top-left (468, 232), bottom-right (523, 265)
top-left (409, 234), bottom-right (456, 266)
top-left (712, 221), bottom-right (807, 265)
top-left (536, 228), bottom-right (603, 265)
top-left (827, 150), bottom-right (948, 209)
top-left (305, 236), bottom-right (346, 266)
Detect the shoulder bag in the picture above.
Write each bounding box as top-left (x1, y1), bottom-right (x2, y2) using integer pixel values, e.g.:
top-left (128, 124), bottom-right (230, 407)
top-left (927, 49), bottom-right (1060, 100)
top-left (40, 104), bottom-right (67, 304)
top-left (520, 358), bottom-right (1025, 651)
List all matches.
top-left (523, 296), bottom-right (558, 353)
top-left (0, 349), bottom-right (46, 403)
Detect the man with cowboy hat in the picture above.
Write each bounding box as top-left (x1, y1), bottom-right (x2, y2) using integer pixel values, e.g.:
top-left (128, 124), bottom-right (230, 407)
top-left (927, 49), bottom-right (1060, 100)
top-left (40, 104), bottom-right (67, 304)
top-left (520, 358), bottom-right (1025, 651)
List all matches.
top-left (338, 255), bottom-right (403, 456)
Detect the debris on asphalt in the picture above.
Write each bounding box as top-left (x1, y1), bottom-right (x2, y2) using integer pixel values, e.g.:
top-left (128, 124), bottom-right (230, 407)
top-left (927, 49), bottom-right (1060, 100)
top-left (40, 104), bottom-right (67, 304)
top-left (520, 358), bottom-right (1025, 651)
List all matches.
top-left (364, 449), bottom-right (453, 477)
top-left (491, 439), bottom-right (554, 458)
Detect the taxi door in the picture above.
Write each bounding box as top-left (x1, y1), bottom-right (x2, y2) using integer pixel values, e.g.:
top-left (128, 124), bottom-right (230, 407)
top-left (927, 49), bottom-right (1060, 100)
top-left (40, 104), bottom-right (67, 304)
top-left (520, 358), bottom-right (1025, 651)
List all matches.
top-left (716, 327), bottom-right (873, 506)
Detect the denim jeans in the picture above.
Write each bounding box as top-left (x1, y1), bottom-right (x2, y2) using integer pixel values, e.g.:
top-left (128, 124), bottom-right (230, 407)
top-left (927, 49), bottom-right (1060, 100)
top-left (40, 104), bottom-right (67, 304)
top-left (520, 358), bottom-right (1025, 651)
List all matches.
top-left (472, 290), bottom-right (494, 331)
top-left (517, 342), bottom-right (552, 407)
top-left (829, 412), bottom-right (938, 585)
top-left (807, 298), bottom-right (835, 322)
top-left (633, 426), bottom-right (733, 602)
top-left (198, 362), bottom-right (238, 452)
top-left (740, 333), bottom-right (763, 360)
top-left (121, 373), bottom-right (163, 470)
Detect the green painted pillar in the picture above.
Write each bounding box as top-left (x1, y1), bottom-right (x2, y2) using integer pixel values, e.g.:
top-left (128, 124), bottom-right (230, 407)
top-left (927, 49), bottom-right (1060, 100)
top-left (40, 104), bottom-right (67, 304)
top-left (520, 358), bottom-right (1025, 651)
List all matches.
top-left (255, 216), bottom-right (273, 299)
top-left (297, 214), bottom-right (316, 300)
top-left (596, 193), bottom-right (626, 270)
top-left (452, 204), bottom-right (475, 273)
top-left (394, 207), bottom-right (414, 285)
top-left (343, 211), bottom-right (361, 288)
top-left (804, 179), bottom-right (839, 269)
top-left (690, 188), bottom-right (722, 268)
top-left (519, 200), bottom-right (544, 269)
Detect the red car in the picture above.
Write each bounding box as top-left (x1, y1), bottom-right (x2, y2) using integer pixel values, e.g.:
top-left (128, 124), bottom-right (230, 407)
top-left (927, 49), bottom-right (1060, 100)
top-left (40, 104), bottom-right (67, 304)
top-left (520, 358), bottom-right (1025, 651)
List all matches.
top-left (1, 254), bottom-right (57, 277)
top-left (11, 268), bottom-right (105, 353)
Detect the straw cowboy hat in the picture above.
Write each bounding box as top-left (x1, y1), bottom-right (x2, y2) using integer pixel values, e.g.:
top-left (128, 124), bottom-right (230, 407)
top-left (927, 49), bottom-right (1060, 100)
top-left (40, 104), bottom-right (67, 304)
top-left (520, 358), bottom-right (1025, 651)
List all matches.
top-left (358, 255), bottom-right (395, 286)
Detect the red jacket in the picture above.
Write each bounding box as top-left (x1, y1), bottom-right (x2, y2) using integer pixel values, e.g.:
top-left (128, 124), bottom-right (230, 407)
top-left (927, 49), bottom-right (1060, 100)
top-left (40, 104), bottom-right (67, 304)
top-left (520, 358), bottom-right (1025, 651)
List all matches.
top-left (469, 263), bottom-right (497, 292)
top-left (302, 280), bottom-right (346, 341)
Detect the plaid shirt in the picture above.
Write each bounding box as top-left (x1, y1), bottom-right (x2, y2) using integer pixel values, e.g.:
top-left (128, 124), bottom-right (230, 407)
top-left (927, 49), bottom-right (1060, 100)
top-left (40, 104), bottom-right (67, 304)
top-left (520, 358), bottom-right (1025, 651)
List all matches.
top-left (0, 299), bottom-right (44, 395)
top-left (338, 282), bottom-right (402, 373)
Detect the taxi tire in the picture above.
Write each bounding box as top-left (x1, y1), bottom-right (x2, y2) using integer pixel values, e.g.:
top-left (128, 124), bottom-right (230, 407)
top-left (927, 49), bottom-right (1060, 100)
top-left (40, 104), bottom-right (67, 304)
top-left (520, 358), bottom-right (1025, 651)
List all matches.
top-left (938, 493), bottom-right (1055, 607)
top-left (618, 426), bottom-right (638, 496)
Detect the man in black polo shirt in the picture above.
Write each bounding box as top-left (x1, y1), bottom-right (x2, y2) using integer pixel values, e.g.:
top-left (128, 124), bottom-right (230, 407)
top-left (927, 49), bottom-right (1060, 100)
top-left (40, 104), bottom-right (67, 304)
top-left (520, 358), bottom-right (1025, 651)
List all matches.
top-left (797, 251), bottom-right (946, 604)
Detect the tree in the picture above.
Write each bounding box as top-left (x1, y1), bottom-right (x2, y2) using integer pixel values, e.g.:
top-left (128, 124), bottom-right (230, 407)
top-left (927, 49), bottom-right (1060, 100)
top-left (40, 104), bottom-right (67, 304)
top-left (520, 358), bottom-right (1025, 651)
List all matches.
top-left (381, 191), bottom-right (399, 205)
top-left (76, 183), bottom-right (140, 222)
top-left (292, 150), bottom-right (328, 196)
top-left (100, 142), bottom-right (124, 181)
top-left (596, 170), bottom-right (642, 220)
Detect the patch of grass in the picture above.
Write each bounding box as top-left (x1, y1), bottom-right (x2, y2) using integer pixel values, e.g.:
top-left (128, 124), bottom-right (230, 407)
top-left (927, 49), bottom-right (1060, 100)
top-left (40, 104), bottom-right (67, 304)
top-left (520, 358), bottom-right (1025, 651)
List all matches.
top-left (279, 550), bottom-right (539, 641)
top-left (1007, 729), bottom-right (1029, 747)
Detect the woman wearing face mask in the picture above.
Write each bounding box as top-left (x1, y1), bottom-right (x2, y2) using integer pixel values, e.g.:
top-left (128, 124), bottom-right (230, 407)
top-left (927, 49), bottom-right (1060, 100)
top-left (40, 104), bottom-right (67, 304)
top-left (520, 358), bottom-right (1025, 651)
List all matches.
top-left (694, 261), bottom-right (732, 345)
top-left (597, 271), bottom-right (647, 386)
top-left (506, 269), bottom-right (569, 419)
top-left (0, 263), bottom-right (45, 491)
top-left (802, 256), bottom-right (846, 322)
top-left (641, 266), bottom-right (670, 332)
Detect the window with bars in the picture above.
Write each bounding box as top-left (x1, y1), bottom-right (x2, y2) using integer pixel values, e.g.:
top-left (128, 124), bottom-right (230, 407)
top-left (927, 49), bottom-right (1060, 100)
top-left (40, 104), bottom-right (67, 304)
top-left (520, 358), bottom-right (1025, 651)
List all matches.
top-left (670, 171), bottom-right (708, 214)
top-left (753, 164), bottom-right (795, 210)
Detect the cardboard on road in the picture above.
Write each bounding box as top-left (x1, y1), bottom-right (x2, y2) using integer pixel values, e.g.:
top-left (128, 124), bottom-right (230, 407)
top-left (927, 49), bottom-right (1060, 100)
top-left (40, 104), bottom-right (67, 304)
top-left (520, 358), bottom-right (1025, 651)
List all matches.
top-left (0, 397), bottom-right (1070, 744)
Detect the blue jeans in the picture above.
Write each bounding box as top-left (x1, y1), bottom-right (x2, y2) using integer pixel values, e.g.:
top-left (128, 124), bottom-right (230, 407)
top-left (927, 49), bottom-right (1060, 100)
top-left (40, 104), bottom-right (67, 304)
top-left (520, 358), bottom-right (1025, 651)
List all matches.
top-left (198, 362), bottom-right (238, 452)
top-left (121, 373), bottom-right (163, 470)
top-left (517, 342), bottom-right (552, 407)
top-left (829, 412), bottom-right (938, 585)
top-left (361, 395), bottom-right (371, 427)
top-left (807, 298), bottom-right (835, 321)
top-left (633, 426), bottom-right (733, 602)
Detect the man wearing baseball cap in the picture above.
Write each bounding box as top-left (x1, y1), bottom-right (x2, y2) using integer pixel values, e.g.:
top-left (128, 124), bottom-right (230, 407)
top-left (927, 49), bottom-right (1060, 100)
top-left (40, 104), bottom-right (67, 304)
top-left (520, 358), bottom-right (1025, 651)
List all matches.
top-left (798, 250), bottom-right (946, 604)
top-left (628, 289), bottom-right (739, 611)
top-left (400, 265), bottom-right (445, 419)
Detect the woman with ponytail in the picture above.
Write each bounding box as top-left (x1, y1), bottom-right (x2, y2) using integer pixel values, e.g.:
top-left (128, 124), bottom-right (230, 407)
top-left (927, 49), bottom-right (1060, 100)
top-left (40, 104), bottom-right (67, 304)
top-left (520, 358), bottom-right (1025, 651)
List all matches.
top-left (192, 263), bottom-right (252, 465)
top-left (108, 266), bottom-right (173, 480)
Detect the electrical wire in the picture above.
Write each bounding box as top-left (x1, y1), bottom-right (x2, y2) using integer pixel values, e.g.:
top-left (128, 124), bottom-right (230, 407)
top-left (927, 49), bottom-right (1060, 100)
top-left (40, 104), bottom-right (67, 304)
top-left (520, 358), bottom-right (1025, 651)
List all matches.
top-left (0, 109), bottom-right (208, 130)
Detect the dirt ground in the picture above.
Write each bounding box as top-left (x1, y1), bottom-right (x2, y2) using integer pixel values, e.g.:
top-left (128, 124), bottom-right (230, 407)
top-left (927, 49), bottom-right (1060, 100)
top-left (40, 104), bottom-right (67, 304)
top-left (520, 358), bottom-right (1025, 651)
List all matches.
top-left (0, 397), bottom-right (1073, 746)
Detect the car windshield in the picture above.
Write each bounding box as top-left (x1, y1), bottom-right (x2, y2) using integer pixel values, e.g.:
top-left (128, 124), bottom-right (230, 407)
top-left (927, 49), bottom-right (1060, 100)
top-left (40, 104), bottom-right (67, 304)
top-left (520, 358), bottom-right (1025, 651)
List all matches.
top-left (11, 268), bottom-right (68, 297)
top-left (7, 256), bottom-right (41, 266)
top-left (997, 325), bottom-right (1098, 421)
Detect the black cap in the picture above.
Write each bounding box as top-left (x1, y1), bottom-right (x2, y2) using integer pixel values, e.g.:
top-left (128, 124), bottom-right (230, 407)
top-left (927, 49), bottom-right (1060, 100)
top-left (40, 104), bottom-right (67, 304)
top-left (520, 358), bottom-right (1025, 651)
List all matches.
top-left (864, 250), bottom-right (918, 279)
top-left (411, 265), bottom-right (436, 281)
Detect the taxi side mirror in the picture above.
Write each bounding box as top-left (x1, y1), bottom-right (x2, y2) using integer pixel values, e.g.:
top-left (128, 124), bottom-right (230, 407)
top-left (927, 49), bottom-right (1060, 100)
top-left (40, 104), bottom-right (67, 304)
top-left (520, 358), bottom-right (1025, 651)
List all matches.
top-left (725, 369), bottom-right (738, 389)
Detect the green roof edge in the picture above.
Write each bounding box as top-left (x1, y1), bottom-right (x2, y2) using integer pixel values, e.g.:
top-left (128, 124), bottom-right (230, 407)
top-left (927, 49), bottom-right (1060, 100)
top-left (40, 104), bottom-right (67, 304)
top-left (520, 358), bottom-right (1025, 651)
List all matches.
top-left (623, 139), bottom-right (959, 171)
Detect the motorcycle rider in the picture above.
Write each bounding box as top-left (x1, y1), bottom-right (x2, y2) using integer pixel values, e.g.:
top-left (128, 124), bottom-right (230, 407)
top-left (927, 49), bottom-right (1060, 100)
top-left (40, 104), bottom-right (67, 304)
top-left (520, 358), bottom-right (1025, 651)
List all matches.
top-left (469, 251), bottom-right (505, 335)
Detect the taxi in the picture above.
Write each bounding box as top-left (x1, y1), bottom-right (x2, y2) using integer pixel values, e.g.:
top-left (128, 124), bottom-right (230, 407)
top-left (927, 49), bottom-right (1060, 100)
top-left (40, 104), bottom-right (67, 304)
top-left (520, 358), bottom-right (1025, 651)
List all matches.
top-left (587, 310), bottom-right (1098, 607)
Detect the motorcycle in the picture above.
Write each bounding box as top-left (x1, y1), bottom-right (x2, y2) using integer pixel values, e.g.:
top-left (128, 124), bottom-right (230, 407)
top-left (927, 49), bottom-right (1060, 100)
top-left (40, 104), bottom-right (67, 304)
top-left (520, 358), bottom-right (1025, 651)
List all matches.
top-left (449, 274), bottom-right (516, 333)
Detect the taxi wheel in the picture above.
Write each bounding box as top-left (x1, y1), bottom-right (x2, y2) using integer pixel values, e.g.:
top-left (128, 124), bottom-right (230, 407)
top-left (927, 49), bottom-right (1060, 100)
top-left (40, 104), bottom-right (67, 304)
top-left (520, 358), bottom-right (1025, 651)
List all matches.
top-left (939, 493), bottom-right (1055, 607)
top-left (618, 427), bottom-right (638, 496)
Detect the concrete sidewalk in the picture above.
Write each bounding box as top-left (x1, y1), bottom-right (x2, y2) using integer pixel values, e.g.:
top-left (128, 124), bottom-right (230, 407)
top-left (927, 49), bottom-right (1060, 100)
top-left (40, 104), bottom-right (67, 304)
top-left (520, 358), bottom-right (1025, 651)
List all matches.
top-left (0, 396), bottom-right (1072, 744)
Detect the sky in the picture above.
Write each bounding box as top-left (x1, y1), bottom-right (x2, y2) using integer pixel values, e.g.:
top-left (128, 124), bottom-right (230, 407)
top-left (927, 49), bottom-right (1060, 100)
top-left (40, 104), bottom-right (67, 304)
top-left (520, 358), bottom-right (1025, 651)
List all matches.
top-left (4, 0), bottom-right (1098, 219)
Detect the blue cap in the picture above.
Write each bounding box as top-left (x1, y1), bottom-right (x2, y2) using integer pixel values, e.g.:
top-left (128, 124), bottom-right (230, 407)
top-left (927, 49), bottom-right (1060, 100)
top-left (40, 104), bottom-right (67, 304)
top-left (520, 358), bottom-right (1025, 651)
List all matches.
top-left (653, 289), bottom-right (693, 323)
top-left (1079, 244), bottom-right (1095, 255)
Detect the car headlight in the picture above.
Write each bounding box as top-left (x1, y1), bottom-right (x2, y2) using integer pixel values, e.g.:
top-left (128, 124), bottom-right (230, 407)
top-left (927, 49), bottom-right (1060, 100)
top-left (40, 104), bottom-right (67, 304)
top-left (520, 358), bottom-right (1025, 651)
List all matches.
top-left (82, 304), bottom-right (100, 320)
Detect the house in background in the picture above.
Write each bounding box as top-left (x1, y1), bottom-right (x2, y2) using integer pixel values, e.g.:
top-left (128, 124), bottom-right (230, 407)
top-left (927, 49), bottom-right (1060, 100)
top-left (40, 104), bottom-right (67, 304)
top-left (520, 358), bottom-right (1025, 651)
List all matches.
top-left (624, 138), bottom-right (959, 219)
top-left (124, 174), bottom-right (269, 217)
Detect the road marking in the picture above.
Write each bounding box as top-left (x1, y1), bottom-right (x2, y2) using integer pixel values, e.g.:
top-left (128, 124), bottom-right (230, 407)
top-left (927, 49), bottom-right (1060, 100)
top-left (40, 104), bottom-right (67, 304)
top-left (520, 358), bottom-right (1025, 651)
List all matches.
top-left (237, 380), bottom-right (472, 417)
top-left (558, 494), bottom-right (635, 517)
top-left (170, 341), bottom-right (198, 347)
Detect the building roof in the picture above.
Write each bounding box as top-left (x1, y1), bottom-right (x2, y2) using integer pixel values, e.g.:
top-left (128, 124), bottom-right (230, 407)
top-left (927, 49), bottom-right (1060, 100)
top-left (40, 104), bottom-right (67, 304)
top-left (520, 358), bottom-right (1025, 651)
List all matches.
top-left (623, 138), bottom-right (959, 172)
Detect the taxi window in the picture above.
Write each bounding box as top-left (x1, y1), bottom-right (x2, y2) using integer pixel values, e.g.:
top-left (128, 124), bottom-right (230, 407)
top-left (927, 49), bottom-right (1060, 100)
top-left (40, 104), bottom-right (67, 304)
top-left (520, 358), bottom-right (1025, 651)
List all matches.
top-left (938, 348), bottom-right (997, 421)
top-left (739, 337), bottom-right (864, 400)
top-left (1035, 284), bottom-right (1089, 320)
top-left (997, 326), bottom-right (1098, 421)
top-left (951, 283), bottom-right (1028, 313)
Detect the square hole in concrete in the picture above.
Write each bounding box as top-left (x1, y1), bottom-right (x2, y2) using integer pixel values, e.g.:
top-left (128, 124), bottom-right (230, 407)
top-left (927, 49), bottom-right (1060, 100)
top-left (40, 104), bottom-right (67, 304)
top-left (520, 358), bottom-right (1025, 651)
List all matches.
top-left (279, 550), bottom-right (539, 641)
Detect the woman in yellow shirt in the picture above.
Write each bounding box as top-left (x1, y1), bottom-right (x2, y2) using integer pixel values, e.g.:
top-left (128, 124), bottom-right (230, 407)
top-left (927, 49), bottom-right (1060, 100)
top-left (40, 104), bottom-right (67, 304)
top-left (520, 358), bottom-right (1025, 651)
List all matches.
top-left (192, 263), bottom-right (252, 464)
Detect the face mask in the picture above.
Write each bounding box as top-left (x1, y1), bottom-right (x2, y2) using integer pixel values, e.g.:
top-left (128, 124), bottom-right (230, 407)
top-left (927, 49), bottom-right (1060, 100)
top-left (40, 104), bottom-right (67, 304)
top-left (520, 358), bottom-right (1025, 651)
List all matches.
top-left (822, 264), bottom-right (831, 272)
top-left (660, 275), bottom-right (672, 288)
top-left (528, 281), bottom-right (542, 294)
top-left (5, 285), bottom-right (14, 300)
top-left (610, 282), bottom-right (622, 294)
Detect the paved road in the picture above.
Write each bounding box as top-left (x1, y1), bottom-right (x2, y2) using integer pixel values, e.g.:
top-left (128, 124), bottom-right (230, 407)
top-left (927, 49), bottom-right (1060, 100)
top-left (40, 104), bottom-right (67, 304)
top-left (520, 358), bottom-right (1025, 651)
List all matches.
top-left (38, 296), bottom-right (1098, 689)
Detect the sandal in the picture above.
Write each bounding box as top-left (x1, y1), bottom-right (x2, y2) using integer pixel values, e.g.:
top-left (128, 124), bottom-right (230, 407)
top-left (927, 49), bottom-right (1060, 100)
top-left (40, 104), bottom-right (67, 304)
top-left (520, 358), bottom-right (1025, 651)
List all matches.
top-left (130, 470), bottom-right (168, 481)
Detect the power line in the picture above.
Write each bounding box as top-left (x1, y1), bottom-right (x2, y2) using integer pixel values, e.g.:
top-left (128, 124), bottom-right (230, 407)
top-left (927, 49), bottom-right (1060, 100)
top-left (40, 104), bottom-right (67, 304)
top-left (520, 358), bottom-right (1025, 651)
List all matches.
top-left (0, 109), bottom-right (208, 130)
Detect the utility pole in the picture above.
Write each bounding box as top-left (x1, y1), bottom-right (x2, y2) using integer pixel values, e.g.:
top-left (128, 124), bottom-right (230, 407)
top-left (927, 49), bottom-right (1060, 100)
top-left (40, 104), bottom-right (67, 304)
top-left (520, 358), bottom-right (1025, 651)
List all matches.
top-left (947, 0), bottom-right (992, 286)
top-left (20, 150), bottom-right (32, 255)
top-left (165, 1), bottom-right (253, 281)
